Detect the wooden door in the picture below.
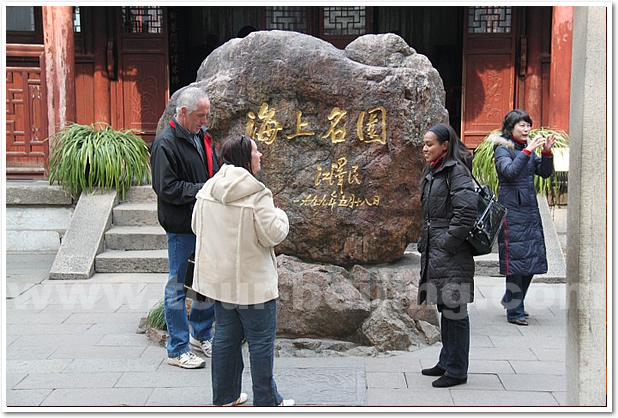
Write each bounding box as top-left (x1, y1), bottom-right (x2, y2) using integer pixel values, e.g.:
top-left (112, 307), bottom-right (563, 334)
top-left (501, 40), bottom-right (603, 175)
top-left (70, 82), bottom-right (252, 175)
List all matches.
top-left (461, 6), bottom-right (519, 149)
top-left (6, 44), bottom-right (48, 178)
top-left (115, 6), bottom-right (169, 145)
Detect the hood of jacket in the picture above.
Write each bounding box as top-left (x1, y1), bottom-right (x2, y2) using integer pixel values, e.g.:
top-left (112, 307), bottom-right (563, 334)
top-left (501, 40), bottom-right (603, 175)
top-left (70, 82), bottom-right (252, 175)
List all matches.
top-left (205, 164), bottom-right (265, 204)
top-left (488, 133), bottom-right (516, 149)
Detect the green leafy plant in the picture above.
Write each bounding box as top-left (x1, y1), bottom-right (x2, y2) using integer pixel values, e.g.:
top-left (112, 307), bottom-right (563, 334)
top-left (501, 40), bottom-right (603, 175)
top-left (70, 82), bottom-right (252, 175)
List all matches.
top-left (47, 122), bottom-right (151, 200)
top-left (146, 300), bottom-right (167, 331)
top-left (145, 298), bottom-right (194, 331)
top-left (472, 127), bottom-right (569, 205)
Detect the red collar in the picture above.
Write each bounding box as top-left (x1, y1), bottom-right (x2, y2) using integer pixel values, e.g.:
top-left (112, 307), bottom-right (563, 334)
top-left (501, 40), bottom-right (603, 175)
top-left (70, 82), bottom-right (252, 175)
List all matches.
top-left (511, 136), bottom-right (527, 145)
top-left (430, 152), bottom-right (446, 167)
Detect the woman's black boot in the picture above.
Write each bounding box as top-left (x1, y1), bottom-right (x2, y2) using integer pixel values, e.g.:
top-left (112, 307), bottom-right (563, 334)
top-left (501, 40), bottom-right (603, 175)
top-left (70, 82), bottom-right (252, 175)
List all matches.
top-left (421, 365), bottom-right (446, 376)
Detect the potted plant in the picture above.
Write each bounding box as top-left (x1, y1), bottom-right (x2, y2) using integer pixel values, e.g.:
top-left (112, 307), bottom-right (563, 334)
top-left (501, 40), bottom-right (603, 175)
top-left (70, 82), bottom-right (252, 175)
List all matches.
top-left (47, 122), bottom-right (151, 200)
top-left (472, 127), bottom-right (569, 205)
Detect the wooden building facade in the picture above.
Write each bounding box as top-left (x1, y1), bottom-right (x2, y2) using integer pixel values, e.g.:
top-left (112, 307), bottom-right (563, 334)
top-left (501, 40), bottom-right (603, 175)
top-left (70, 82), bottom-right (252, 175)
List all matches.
top-left (5, 6), bottom-right (573, 179)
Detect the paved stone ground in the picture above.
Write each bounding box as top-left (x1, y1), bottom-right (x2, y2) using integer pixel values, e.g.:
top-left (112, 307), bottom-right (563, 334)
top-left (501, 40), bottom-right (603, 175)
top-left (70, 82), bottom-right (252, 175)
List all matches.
top-left (3, 206), bottom-right (573, 410)
top-left (4, 254), bottom-right (569, 410)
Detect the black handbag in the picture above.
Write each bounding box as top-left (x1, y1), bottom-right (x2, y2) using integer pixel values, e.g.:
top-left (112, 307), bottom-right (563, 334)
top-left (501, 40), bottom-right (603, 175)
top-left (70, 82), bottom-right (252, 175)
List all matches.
top-left (184, 252), bottom-right (212, 302)
top-left (466, 177), bottom-right (508, 256)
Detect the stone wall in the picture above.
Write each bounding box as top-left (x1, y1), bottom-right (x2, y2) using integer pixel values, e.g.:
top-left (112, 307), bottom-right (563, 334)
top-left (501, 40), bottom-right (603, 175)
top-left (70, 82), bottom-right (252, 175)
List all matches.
top-left (6, 181), bottom-right (74, 253)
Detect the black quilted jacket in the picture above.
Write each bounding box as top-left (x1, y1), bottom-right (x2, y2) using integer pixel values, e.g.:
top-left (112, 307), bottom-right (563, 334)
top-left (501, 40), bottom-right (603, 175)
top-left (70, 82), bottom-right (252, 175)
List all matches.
top-left (417, 158), bottom-right (478, 306)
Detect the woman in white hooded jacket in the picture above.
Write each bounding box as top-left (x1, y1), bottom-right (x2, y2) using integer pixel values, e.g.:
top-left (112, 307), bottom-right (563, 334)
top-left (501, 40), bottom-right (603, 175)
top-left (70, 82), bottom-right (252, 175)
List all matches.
top-left (191, 135), bottom-right (294, 407)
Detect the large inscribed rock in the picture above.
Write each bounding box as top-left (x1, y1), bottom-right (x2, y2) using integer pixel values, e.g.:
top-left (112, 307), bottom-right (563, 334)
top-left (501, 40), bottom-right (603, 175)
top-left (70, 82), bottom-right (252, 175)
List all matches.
top-left (158, 31), bottom-right (448, 265)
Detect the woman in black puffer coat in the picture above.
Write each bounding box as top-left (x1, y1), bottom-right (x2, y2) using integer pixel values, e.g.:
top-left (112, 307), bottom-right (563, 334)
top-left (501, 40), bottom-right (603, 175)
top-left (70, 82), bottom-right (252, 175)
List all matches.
top-left (490, 109), bottom-right (554, 326)
top-left (417, 123), bottom-right (478, 388)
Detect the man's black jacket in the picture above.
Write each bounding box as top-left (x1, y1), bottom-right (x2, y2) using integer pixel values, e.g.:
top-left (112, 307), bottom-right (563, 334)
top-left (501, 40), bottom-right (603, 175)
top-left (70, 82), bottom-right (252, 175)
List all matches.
top-left (150, 120), bottom-right (219, 234)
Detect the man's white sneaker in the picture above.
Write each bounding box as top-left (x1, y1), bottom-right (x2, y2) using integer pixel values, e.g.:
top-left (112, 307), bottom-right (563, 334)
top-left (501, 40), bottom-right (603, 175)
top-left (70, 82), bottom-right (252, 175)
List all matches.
top-left (167, 351), bottom-right (206, 369)
top-left (223, 392), bottom-right (248, 406)
top-left (279, 399), bottom-right (295, 406)
top-left (189, 335), bottom-right (213, 357)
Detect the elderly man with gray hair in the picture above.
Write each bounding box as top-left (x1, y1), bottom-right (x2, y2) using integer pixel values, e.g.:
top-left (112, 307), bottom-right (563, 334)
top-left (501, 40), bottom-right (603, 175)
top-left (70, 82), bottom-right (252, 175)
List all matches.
top-left (150, 87), bottom-right (219, 369)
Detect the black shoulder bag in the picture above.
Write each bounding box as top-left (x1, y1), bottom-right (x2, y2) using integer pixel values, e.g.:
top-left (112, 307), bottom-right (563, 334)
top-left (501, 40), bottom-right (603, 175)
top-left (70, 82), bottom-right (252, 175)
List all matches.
top-left (466, 175), bottom-right (508, 256)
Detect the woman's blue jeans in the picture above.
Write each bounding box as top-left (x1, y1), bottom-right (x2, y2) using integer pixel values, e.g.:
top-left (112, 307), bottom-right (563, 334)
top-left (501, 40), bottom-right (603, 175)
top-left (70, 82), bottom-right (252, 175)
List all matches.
top-left (212, 299), bottom-right (283, 406)
top-left (164, 233), bottom-right (214, 358)
top-left (501, 274), bottom-right (533, 322)
top-left (437, 303), bottom-right (469, 380)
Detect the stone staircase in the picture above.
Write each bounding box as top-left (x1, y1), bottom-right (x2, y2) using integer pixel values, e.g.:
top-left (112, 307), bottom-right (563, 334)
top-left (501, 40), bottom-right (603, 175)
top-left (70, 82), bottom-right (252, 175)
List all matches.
top-left (94, 186), bottom-right (169, 273)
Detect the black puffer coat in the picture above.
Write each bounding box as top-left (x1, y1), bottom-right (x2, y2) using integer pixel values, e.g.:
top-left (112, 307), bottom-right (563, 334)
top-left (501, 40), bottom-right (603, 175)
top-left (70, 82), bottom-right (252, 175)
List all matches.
top-left (417, 158), bottom-right (478, 306)
top-left (491, 135), bottom-right (553, 276)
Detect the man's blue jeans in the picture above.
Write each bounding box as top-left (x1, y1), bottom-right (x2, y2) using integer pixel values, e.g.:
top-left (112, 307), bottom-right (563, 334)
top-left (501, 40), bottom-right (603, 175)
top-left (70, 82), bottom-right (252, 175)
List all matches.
top-left (501, 274), bottom-right (533, 322)
top-left (164, 232), bottom-right (214, 358)
top-left (211, 299), bottom-right (283, 406)
top-left (437, 303), bottom-right (469, 380)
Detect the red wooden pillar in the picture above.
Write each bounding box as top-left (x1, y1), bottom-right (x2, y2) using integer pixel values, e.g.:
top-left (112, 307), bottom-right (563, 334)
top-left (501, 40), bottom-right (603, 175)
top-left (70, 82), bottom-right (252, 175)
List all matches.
top-left (521, 8), bottom-right (544, 127)
top-left (549, 6), bottom-right (573, 133)
top-left (42, 6), bottom-right (76, 136)
top-left (92, 7), bottom-right (111, 124)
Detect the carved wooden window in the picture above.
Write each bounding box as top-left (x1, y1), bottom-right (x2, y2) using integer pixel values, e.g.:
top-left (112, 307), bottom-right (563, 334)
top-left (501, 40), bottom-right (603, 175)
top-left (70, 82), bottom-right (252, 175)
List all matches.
top-left (467, 6), bottom-right (512, 34)
top-left (265, 7), bottom-right (308, 33)
top-left (323, 6), bottom-right (366, 35)
top-left (121, 6), bottom-right (163, 34)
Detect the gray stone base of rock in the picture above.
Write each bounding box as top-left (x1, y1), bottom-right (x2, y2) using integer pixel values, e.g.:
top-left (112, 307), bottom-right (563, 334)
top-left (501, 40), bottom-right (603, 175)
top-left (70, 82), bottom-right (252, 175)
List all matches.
top-left (277, 254), bottom-right (441, 352)
top-left (140, 252), bottom-right (442, 353)
top-left (275, 338), bottom-right (380, 357)
top-left (146, 327), bottom-right (169, 347)
top-left (137, 318), bottom-right (169, 348)
top-left (141, 323), bottom-right (401, 358)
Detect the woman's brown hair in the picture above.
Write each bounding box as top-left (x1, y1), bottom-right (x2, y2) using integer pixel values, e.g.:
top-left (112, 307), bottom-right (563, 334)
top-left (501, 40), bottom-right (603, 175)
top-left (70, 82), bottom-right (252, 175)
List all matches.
top-left (219, 135), bottom-right (254, 174)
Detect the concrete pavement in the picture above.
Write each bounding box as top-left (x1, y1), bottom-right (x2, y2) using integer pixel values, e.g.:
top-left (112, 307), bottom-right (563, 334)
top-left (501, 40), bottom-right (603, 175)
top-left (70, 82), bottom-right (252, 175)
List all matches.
top-left (4, 251), bottom-right (569, 411)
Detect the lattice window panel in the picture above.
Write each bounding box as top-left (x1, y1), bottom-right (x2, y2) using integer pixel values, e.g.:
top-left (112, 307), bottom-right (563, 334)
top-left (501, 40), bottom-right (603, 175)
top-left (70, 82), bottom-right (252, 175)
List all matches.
top-left (468, 7), bottom-right (512, 34)
top-left (323, 7), bottom-right (366, 36)
top-left (265, 7), bottom-right (308, 33)
top-left (121, 6), bottom-right (163, 34)
top-left (168, 8), bottom-right (180, 90)
top-left (73, 6), bottom-right (81, 32)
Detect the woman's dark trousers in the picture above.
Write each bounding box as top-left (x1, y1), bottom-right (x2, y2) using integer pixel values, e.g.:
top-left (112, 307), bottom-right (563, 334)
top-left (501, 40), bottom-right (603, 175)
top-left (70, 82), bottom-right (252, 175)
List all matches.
top-left (437, 303), bottom-right (469, 379)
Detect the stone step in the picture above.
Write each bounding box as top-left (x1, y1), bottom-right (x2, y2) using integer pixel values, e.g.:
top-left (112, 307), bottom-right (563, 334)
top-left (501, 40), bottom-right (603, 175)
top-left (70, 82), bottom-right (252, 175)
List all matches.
top-left (95, 249), bottom-right (169, 273)
top-left (112, 201), bottom-right (159, 226)
top-left (123, 185), bottom-right (157, 202)
top-left (96, 187), bottom-right (165, 274)
top-left (104, 225), bottom-right (167, 250)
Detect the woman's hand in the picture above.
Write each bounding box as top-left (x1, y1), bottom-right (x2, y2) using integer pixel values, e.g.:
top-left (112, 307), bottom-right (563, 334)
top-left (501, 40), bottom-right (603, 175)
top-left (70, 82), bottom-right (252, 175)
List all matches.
top-left (542, 134), bottom-right (555, 153)
top-left (525, 135), bottom-right (546, 153)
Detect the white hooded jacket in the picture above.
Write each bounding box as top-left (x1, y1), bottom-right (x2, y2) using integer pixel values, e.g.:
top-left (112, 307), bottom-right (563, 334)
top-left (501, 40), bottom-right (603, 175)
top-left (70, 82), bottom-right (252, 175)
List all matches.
top-left (191, 164), bottom-right (289, 305)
